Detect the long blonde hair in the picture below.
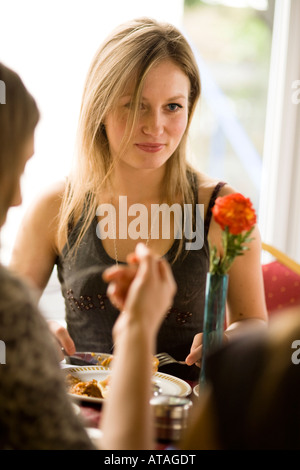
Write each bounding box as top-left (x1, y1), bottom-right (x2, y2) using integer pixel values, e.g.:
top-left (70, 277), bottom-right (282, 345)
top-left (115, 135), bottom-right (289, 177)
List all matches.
top-left (58, 17), bottom-right (201, 259)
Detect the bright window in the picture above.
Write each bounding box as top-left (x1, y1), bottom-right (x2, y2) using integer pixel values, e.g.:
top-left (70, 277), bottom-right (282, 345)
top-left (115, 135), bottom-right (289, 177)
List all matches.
top-left (0, 0), bottom-right (184, 264)
top-left (183, 0), bottom-right (273, 210)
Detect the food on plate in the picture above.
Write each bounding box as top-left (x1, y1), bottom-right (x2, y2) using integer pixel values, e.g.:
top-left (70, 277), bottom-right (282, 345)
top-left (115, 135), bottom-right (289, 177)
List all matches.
top-left (66, 374), bottom-right (110, 399)
top-left (97, 376), bottom-right (110, 398)
top-left (98, 356), bottom-right (113, 368)
top-left (152, 356), bottom-right (159, 374)
top-left (96, 354), bottom-right (159, 373)
top-left (66, 373), bottom-right (81, 389)
top-left (66, 354), bottom-right (159, 399)
top-left (66, 372), bottom-right (160, 400)
top-left (70, 379), bottom-right (103, 398)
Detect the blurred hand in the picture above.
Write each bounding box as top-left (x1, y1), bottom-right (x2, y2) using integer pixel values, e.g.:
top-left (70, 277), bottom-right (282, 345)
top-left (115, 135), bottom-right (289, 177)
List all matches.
top-left (185, 332), bottom-right (203, 368)
top-left (103, 243), bottom-right (177, 340)
top-left (48, 320), bottom-right (76, 359)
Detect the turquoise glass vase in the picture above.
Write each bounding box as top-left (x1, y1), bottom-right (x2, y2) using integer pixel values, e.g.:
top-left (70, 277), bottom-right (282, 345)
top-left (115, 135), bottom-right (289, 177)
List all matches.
top-left (200, 272), bottom-right (228, 386)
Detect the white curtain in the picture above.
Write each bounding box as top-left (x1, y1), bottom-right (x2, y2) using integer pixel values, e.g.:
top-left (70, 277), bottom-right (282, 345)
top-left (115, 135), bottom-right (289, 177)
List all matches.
top-left (259, 0), bottom-right (300, 262)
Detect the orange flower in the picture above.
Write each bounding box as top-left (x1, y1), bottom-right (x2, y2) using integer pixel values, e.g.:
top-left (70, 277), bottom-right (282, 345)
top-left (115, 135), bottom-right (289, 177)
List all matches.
top-left (212, 193), bottom-right (256, 235)
top-left (209, 193), bottom-right (257, 274)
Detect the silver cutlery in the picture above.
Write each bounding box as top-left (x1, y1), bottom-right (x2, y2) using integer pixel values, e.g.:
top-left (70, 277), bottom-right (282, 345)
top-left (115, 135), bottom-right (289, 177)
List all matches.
top-left (155, 352), bottom-right (187, 367)
top-left (62, 350), bottom-right (99, 366)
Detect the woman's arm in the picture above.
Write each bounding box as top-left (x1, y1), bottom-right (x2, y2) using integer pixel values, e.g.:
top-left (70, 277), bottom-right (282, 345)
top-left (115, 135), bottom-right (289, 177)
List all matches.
top-left (224, 224), bottom-right (268, 333)
top-left (100, 244), bottom-right (176, 450)
top-left (10, 182), bottom-right (64, 291)
top-left (208, 184), bottom-right (268, 326)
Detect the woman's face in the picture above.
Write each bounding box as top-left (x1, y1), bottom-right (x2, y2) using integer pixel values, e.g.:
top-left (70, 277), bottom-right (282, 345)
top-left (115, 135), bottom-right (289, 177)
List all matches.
top-left (105, 59), bottom-right (190, 171)
top-left (0, 133), bottom-right (34, 227)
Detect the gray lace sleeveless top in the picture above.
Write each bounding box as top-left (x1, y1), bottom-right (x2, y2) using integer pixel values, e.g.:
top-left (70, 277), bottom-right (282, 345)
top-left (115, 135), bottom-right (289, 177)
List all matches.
top-left (56, 179), bottom-right (226, 380)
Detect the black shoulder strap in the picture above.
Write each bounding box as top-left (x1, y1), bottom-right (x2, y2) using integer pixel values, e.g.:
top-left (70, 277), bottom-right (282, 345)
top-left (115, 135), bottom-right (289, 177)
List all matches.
top-left (204, 182), bottom-right (226, 236)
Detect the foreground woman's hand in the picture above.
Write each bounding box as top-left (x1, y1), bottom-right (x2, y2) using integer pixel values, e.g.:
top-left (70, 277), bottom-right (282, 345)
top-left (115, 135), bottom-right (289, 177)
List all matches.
top-left (101, 244), bottom-right (177, 450)
top-left (103, 243), bottom-right (177, 340)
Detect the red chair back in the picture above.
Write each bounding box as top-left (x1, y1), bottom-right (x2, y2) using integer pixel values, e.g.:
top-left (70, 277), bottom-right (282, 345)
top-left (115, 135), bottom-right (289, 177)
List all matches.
top-left (263, 260), bottom-right (300, 315)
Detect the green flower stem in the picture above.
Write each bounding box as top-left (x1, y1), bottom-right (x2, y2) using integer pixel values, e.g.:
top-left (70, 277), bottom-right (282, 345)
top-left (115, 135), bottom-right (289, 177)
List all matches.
top-left (209, 226), bottom-right (255, 275)
top-left (200, 273), bottom-right (229, 386)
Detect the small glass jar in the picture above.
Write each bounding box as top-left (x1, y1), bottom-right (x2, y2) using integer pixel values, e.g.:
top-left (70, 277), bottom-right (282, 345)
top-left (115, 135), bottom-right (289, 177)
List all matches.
top-left (150, 395), bottom-right (193, 444)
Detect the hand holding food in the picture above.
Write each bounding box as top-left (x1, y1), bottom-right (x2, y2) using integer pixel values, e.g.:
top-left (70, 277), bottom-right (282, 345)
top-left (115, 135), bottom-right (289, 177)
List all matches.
top-left (103, 243), bottom-right (177, 341)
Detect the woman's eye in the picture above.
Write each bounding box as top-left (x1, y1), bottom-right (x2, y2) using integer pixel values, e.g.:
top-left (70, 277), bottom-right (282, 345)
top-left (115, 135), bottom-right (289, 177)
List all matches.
top-left (124, 102), bottom-right (133, 109)
top-left (167, 103), bottom-right (183, 112)
top-left (124, 102), bottom-right (145, 110)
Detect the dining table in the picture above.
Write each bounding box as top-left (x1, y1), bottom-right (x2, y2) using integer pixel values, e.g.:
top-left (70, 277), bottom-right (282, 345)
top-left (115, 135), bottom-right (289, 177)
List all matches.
top-left (62, 360), bottom-right (199, 449)
top-left (78, 379), bottom-right (198, 426)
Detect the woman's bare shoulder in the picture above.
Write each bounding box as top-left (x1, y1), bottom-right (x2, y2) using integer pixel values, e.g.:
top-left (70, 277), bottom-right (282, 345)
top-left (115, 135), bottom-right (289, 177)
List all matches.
top-left (25, 180), bottom-right (66, 221)
top-left (34, 179), bottom-right (66, 205)
top-left (16, 180), bottom-right (67, 253)
top-left (10, 181), bottom-right (68, 286)
top-left (195, 171), bottom-right (235, 207)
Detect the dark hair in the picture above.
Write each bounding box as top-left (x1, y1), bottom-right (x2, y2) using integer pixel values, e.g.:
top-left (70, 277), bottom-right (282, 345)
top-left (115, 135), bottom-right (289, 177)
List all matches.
top-left (0, 63), bottom-right (40, 174)
top-left (206, 313), bottom-right (300, 449)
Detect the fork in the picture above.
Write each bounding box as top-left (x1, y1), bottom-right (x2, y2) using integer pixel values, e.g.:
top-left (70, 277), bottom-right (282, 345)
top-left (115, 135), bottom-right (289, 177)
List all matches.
top-left (155, 352), bottom-right (187, 367)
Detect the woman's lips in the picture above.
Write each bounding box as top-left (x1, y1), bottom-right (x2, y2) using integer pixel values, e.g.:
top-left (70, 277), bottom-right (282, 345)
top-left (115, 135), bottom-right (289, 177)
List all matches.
top-left (135, 143), bottom-right (165, 153)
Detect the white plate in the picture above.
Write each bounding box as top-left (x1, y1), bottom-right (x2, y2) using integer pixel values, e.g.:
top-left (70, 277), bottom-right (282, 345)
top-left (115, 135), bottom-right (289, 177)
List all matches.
top-left (85, 427), bottom-right (103, 446)
top-left (72, 402), bottom-right (81, 415)
top-left (65, 366), bottom-right (192, 404)
top-left (61, 352), bottom-right (113, 368)
top-left (193, 384), bottom-right (199, 397)
top-left (82, 352), bottom-right (113, 366)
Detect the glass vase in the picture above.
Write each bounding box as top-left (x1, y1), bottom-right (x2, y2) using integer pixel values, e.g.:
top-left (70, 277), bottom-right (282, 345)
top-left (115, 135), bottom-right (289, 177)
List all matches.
top-left (200, 272), bottom-right (228, 387)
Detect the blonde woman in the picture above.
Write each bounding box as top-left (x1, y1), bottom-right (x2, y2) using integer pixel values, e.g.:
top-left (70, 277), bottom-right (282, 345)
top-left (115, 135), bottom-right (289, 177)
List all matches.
top-left (10, 18), bottom-right (268, 381)
top-left (0, 62), bottom-right (176, 450)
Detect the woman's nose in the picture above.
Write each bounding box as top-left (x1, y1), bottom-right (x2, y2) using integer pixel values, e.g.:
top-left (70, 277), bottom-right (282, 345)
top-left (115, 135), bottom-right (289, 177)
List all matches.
top-left (141, 110), bottom-right (164, 137)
